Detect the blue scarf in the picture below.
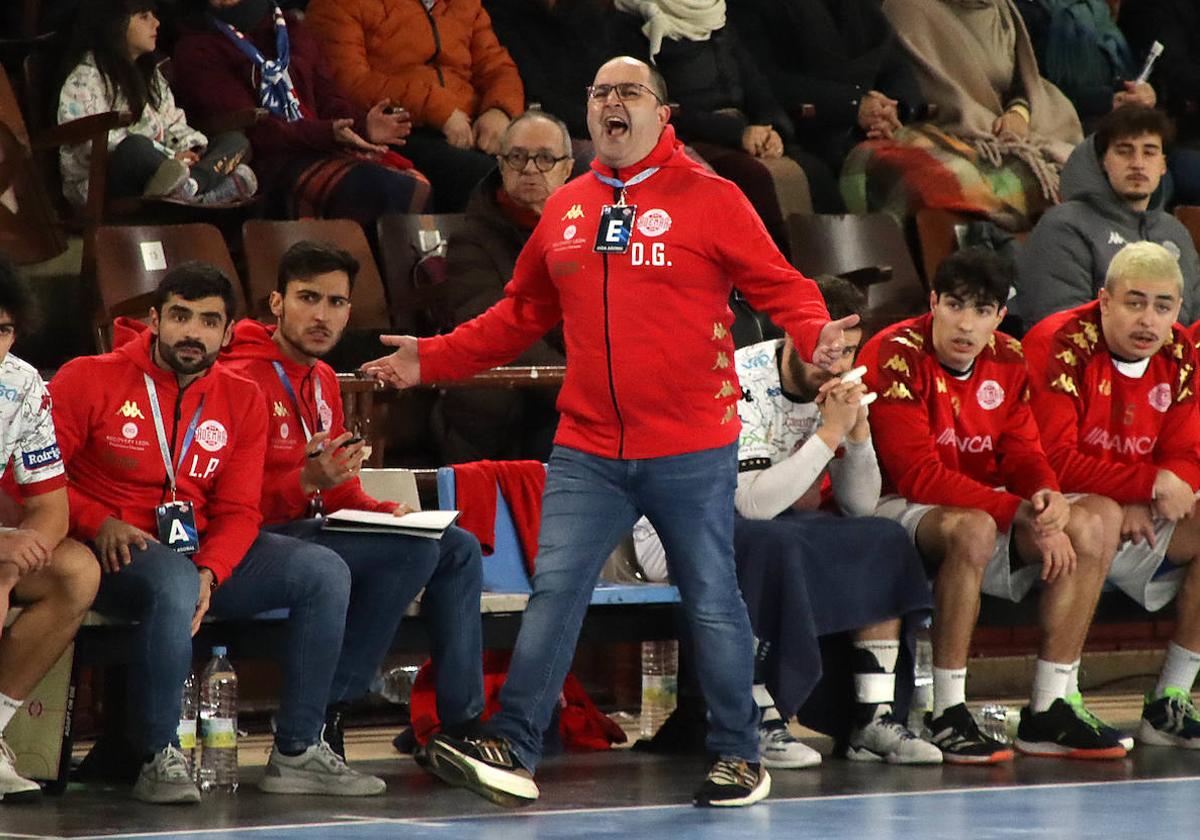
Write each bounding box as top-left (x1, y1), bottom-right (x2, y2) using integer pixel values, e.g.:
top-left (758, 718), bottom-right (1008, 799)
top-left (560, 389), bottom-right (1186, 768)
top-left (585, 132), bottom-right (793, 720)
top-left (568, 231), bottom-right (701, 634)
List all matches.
top-left (211, 6), bottom-right (304, 123)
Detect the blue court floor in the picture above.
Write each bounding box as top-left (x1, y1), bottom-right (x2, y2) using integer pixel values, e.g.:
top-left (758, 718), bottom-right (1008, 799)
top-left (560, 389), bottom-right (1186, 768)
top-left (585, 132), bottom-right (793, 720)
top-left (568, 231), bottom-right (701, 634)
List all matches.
top-left (6, 778), bottom-right (1198, 840)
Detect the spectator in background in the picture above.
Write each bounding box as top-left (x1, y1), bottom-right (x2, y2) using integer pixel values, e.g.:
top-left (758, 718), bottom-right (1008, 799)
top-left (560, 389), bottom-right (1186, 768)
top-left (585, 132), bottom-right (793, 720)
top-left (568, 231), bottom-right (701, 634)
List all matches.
top-left (1120, 0), bottom-right (1200, 205)
top-left (173, 0), bottom-right (431, 224)
top-left (58, 0), bottom-right (257, 207)
top-left (0, 256), bottom-right (100, 805)
top-left (728, 0), bottom-right (923, 199)
top-left (305, 0), bottom-right (524, 212)
top-left (611, 0), bottom-right (832, 254)
top-left (1016, 105), bottom-right (1200, 328)
top-left (434, 111), bottom-right (571, 463)
top-left (844, 0), bottom-right (1083, 231)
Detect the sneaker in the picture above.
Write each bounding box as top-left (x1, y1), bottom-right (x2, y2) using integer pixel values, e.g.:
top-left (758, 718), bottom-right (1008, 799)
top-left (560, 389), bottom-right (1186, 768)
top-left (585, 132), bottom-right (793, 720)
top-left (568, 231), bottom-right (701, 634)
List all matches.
top-left (425, 732), bottom-right (538, 807)
top-left (1138, 687), bottom-right (1200, 749)
top-left (258, 738), bottom-right (385, 796)
top-left (925, 704), bottom-right (1014, 765)
top-left (0, 737), bottom-right (40, 804)
top-left (131, 745), bottom-right (200, 804)
top-left (1065, 692), bottom-right (1133, 751)
top-left (758, 719), bottom-right (821, 769)
top-left (1015, 698), bottom-right (1127, 759)
top-left (693, 757), bottom-right (771, 808)
top-left (142, 158), bottom-right (190, 198)
top-left (847, 714), bottom-right (943, 764)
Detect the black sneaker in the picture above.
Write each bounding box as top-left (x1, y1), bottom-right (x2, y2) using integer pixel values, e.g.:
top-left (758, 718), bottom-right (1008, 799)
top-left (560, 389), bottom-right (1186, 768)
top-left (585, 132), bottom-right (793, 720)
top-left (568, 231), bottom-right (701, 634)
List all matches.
top-left (1065, 693), bottom-right (1133, 751)
top-left (1138, 688), bottom-right (1200, 749)
top-left (693, 757), bottom-right (771, 807)
top-left (1015, 698), bottom-right (1127, 759)
top-left (925, 703), bottom-right (1014, 765)
top-left (425, 733), bottom-right (539, 807)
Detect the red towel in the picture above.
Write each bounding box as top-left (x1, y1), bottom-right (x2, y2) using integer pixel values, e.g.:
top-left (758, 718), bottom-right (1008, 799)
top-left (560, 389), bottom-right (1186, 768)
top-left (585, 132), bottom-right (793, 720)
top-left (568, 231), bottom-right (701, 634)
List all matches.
top-left (453, 460), bottom-right (545, 576)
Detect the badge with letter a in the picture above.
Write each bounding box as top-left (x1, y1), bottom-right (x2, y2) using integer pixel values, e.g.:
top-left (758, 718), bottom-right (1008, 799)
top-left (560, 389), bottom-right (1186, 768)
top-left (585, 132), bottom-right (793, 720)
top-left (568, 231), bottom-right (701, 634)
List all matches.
top-left (156, 500), bottom-right (200, 555)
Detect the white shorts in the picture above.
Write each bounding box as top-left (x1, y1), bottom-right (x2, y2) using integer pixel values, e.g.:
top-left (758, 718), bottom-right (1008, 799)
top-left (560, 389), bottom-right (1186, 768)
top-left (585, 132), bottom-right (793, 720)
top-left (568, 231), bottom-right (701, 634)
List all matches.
top-left (874, 495), bottom-right (1040, 602)
top-left (1108, 517), bottom-right (1181, 611)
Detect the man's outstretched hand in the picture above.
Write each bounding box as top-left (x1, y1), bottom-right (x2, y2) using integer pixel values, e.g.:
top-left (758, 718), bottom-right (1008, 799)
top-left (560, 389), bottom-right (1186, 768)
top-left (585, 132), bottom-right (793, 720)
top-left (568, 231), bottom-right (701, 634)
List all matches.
top-left (360, 335), bottom-right (421, 389)
top-left (812, 315), bottom-right (861, 370)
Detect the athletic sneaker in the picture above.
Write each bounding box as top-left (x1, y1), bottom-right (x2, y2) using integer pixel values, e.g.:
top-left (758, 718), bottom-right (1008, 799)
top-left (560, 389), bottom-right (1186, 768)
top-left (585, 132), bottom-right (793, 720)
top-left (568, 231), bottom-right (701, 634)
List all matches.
top-left (0, 736), bottom-right (40, 803)
top-left (1014, 698), bottom-right (1127, 759)
top-left (758, 719), bottom-right (821, 769)
top-left (131, 745), bottom-right (200, 804)
top-left (258, 739), bottom-right (385, 796)
top-left (142, 158), bottom-right (191, 198)
top-left (425, 732), bottom-right (539, 807)
top-left (847, 714), bottom-right (943, 764)
top-left (1065, 692), bottom-right (1133, 751)
top-left (925, 703), bottom-right (1014, 765)
top-left (1138, 687), bottom-right (1200, 749)
top-left (693, 757), bottom-right (771, 808)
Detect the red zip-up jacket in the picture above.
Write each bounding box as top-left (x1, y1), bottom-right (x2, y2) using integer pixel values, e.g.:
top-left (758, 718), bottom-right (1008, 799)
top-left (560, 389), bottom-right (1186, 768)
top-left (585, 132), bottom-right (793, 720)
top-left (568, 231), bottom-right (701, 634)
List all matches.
top-left (418, 125), bottom-right (832, 459)
top-left (222, 320), bottom-right (395, 524)
top-left (49, 319), bottom-right (267, 584)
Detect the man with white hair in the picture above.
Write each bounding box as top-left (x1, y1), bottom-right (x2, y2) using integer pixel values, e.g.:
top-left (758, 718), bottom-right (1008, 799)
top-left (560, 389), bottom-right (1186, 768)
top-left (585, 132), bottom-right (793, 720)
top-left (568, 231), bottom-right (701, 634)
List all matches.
top-left (1024, 241), bottom-right (1200, 749)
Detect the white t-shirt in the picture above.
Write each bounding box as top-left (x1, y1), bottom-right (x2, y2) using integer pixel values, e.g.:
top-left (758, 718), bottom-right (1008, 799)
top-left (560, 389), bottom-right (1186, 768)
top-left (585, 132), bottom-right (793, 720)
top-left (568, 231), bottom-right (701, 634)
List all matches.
top-left (0, 353), bottom-right (65, 492)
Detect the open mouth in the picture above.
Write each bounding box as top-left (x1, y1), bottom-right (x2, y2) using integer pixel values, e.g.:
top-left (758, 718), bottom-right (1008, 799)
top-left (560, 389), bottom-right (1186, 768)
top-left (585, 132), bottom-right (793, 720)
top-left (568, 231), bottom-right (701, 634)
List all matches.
top-left (603, 114), bottom-right (629, 138)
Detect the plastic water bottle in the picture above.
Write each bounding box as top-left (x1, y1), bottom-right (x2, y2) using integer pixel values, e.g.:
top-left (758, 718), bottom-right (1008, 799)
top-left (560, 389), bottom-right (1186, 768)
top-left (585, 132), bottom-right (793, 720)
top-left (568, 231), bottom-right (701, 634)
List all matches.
top-left (640, 639), bottom-right (678, 737)
top-left (909, 621), bottom-right (934, 732)
top-left (177, 671), bottom-right (198, 781)
top-left (198, 646), bottom-right (238, 792)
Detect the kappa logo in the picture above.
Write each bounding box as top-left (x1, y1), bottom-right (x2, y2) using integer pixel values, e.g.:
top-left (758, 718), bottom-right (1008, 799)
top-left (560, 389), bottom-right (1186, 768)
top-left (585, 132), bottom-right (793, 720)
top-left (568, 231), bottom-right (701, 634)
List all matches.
top-left (116, 400), bottom-right (145, 419)
top-left (273, 401), bottom-right (289, 418)
top-left (195, 420), bottom-right (228, 452)
top-left (1108, 231), bottom-right (1128, 246)
top-left (636, 208), bottom-right (672, 237)
top-left (561, 204), bottom-right (585, 221)
top-left (976, 379), bottom-right (1005, 410)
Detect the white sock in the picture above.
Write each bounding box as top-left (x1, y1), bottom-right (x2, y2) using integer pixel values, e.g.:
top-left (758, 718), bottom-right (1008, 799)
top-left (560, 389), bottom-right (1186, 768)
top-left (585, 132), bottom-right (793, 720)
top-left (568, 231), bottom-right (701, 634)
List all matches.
top-left (1065, 660), bottom-right (1081, 697)
top-left (1030, 659), bottom-right (1074, 713)
top-left (854, 639), bottom-right (900, 673)
top-left (753, 684), bottom-right (782, 723)
top-left (1156, 642), bottom-right (1200, 698)
top-left (0, 691), bottom-right (23, 734)
top-left (932, 667), bottom-right (967, 718)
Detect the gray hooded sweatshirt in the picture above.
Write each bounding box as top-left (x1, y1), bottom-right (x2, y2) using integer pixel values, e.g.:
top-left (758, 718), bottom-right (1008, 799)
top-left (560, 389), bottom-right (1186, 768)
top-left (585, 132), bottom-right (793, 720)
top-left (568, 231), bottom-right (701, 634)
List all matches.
top-left (1015, 135), bottom-right (1200, 330)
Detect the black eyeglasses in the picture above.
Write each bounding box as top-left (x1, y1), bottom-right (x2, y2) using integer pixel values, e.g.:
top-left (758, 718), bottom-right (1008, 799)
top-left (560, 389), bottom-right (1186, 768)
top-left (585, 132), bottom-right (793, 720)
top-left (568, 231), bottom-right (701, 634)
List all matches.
top-left (586, 82), bottom-right (663, 105)
top-left (498, 149), bottom-right (571, 172)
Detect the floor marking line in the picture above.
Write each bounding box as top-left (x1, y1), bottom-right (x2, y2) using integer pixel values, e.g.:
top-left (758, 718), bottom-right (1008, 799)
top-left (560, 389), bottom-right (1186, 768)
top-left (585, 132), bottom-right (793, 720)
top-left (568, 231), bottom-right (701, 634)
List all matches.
top-left (90, 818), bottom-right (391, 839)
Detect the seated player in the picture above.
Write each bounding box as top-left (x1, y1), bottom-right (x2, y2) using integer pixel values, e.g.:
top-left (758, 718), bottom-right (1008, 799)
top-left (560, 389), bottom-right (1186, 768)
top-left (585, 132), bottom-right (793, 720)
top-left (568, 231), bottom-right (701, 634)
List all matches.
top-left (860, 248), bottom-right (1124, 763)
top-left (1026, 241), bottom-right (1200, 749)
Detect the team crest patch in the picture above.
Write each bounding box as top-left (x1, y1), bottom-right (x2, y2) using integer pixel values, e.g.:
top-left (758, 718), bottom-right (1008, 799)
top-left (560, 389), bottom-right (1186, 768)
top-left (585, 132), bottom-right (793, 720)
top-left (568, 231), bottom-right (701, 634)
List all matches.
top-left (636, 208), bottom-right (672, 238)
top-left (563, 224), bottom-right (577, 240)
top-left (1149, 383), bottom-right (1172, 413)
top-left (195, 420), bottom-right (228, 452)
top-left (976, 379), bottom-right (1005, 410)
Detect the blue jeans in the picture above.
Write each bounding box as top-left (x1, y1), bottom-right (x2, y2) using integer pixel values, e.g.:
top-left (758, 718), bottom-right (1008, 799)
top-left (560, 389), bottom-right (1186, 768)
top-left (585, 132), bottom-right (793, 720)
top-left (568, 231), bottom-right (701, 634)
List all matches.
top-left (485, 443), bottom-right (758, 770)
top-left (267, 521), bottom-right (485, 727)
top-left (91, 531), bottom-right (351, 754)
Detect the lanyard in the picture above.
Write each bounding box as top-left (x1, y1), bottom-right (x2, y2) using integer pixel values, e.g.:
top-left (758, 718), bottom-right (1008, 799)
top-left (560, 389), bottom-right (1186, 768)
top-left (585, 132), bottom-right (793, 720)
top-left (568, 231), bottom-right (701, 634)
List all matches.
top-left (591, 166), bottom-right (659, 205)
top-left (272, 361), bottom-right (323, 442)
top-left (144, 374), bottom-right (205, 499)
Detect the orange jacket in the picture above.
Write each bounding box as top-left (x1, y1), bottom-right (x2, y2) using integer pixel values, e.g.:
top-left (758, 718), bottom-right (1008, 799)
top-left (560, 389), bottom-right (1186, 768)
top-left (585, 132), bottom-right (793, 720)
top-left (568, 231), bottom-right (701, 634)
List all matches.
top-left (305, 0), bottom-right (525, 129)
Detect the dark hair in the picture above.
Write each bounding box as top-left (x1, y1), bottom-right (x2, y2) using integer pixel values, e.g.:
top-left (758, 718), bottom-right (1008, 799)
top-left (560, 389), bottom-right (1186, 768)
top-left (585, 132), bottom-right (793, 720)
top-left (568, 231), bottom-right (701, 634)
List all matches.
top-left (0, 254), bottom-right (33, 333)
top-left (153, 261), bottom-right (237, 321)
top-left (1095, 104), bottom-right (1175, 158)
top-left (932, 248), bottom-right (1013, 310)
top-left (276, 240), bottom-right (359, 294)
top-left (63, 0), bottom-right (161, 119)
top-left (814, 274), bottom-right (866, 323)
top-left (646, 64), bottom-right (669, 105)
